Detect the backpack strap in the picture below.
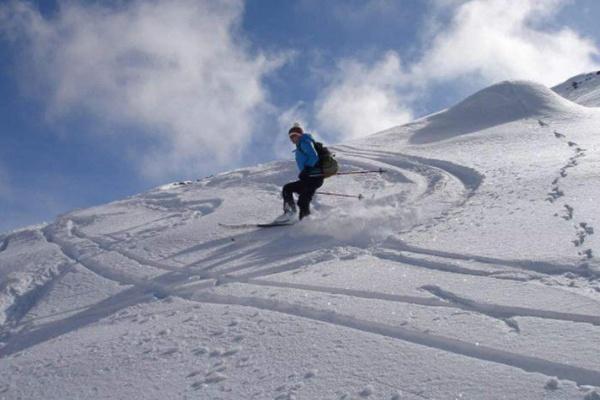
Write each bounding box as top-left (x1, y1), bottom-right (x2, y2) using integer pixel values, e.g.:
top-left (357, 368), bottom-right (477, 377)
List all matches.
top-left (296, 138), bottom-right (322, 172)
top-left (296, 138), bottom-right (318, 156)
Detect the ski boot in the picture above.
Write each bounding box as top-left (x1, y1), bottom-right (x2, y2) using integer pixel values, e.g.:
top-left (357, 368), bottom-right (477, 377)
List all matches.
top-left (273, 202), bottom-right (297, 224)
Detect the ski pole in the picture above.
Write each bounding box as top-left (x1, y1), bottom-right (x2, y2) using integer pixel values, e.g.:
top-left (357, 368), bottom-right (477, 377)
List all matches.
top-left (309, 168), bottom-right (387, 178)
top-left (316, 191), bottom-right (364, 200)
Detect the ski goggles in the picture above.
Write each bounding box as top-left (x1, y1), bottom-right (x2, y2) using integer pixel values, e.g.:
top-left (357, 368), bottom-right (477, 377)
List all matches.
top-left (288, 131), bottom-right (302, 139)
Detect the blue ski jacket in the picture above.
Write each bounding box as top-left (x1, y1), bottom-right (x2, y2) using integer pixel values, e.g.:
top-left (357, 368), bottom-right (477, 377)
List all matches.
top-left (294, 133), bottom-right (320, 173)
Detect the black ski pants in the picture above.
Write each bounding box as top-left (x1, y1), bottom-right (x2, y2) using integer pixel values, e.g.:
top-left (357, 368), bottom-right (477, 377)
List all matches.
top-left (282, 176), bottom-right (324, 219)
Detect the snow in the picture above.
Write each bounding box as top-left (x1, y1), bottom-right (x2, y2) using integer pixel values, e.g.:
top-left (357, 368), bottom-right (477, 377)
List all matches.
top-left (1, 76), bottom-right (600, 399)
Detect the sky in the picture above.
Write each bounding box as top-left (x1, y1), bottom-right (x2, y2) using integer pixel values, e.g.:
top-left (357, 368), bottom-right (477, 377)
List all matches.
top-left (1, 0), bottom-right (600, 233)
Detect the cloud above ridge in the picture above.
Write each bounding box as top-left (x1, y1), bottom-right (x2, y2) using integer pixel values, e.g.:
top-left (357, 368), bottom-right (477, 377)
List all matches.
top-left (314, 0), bottom-right (600, 141)
top-left (315, 52), bottom-right (414, 141)
top-left (416, 0), bottom-right (600, 85)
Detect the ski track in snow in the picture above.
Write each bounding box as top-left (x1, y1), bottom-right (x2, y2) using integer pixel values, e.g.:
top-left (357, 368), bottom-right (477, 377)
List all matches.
top-left (68, 221), bottom-right (183, 272)
top-left (377, 236), bottom-right (597, 278)
top-left (0, 263), bottom-right (75, 341)
top-left (2, 115), bottom-right (600, 395)
top-left (4, 209), bottom-right (600, 388)
top-left (337, 145), bottom-right (484, 194)
top-left (0, 229), bottom-right (76, 340)
top-left (335, 145), bottom-right (483, 210)
top-left (191, 292), bottom-right (600, 387)
top-left (419, 284), bottom-right (600, 328)
top-left (7, 245), bottom-right (600, 388)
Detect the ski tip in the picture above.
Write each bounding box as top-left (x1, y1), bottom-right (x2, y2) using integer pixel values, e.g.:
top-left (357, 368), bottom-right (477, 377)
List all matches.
top-left (219, 221), bottom-right (296, 229)
top-left (257, 222), bottom-right (296, 228)
top-left (218, 222), bottom-right (257, 229)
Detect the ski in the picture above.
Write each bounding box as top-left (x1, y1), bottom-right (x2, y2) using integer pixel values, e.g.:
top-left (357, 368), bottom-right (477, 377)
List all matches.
top-left (257, 222), bottom-right (296, 228)
top-left (218, 223), bottom-right (260, 229)
top-left (218, 222), bottom-right (295, 229)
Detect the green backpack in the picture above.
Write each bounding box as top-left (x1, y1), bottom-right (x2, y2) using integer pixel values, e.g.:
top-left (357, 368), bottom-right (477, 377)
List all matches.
top-left (310, 139), bottom-right (338, 178)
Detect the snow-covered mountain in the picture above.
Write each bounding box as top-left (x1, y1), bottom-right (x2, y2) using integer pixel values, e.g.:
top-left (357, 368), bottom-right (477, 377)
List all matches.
top-left (1, 76), bottom-right (600, 399)
top-left (553, 70), bottom-right (600, 107)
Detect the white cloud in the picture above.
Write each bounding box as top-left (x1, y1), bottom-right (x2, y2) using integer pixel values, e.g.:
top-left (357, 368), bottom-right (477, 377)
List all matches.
top-left (315, 52), bottom-right (413, 141)
top-left (415, 0), bottom-right (600, 86)
top-left (2, 0), bottom-right (599, 177)
top-left (313, 0), bottom-right (600, 140)
top-left (1, 0), bottom-right (284, 179)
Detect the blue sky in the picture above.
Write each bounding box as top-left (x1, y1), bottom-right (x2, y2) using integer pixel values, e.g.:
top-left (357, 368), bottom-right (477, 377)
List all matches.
top-left (1, 0), bottom-right (600, 233)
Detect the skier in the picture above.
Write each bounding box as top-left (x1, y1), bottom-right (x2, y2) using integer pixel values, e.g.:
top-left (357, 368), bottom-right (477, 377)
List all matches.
top-left (275, 123), bottom-right (324, 223)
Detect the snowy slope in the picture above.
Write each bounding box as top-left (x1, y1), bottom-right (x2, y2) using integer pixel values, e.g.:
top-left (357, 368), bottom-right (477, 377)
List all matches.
top-left (553, 70), bottom-right (600, 107)
top-left (1, 79), bottom-right (600, 399)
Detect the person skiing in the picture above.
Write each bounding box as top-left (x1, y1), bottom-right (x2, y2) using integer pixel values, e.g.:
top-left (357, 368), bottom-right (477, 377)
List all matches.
top-left (275, 123), bottom-right (324, 223)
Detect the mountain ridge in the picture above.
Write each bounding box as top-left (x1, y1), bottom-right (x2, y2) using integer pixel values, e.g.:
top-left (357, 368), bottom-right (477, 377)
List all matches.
top-left (553, 70), bottom-right (600, 107)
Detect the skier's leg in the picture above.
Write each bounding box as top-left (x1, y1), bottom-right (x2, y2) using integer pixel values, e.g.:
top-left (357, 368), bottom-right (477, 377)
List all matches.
top-left (282, 181), bottom-right (302, 212)
top-left (298, 197), bottom-right (311, 220)
top-left (298, 177), bottom-right (324, 219)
